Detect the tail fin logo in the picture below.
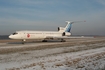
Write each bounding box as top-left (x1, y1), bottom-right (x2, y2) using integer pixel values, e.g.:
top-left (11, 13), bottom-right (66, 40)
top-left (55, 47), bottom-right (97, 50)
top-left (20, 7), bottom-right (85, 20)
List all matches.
top-left (63, 21), bottom-right (85, 32)
top-left (65, 23), bottom-right (73, 32)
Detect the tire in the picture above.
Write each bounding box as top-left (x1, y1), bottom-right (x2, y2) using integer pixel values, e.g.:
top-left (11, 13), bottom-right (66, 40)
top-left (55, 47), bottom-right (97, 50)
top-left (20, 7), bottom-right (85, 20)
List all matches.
top-left (42, 40), bottom-right (47, 42)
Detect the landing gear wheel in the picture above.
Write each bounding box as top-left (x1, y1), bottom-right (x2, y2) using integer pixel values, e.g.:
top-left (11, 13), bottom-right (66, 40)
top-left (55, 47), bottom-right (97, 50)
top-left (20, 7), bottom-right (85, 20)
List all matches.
top-left (22, 42), bottom-right (24, 44)
top-left (61, 39), bottom-right (66, 42)
top-left (42, 40), bottom-right (47, 42)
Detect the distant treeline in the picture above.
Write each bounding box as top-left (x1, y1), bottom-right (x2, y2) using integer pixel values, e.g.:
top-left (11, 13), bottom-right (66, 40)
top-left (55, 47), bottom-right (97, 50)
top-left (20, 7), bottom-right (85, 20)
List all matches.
top-left (0, 35), bottom-right (9, 40)
top-left (72, 35), bottom-right (105, 37)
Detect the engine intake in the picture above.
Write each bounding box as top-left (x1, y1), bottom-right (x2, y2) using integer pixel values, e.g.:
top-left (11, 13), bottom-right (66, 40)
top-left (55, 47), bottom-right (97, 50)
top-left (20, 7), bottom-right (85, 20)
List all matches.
top-left (58, 27), bottom-right (65, 32)
top-left (62, 32), bottom-right (71, 36)
top-left (58, 27), bottom-right (60, 31)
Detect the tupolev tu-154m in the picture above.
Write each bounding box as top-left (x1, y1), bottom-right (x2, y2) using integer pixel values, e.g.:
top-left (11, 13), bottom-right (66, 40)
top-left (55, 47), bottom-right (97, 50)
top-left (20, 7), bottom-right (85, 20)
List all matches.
top-left (9, 21), bottom-right (92, 44)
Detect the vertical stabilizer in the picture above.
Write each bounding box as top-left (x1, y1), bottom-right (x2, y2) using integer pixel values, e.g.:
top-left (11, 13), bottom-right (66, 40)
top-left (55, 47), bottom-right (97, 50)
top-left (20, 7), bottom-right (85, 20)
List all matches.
top-left (58, 21), bottom-right (73, 33)
top-left (58, 21), bottom-right (85, 33)
top-left (65, 21), bottom-right (73, 32)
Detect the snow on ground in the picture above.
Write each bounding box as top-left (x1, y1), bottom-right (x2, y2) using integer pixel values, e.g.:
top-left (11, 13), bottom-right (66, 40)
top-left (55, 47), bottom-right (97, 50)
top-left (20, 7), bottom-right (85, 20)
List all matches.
top-left (0, 45), bottom-right (105, 70)
top-left (0, 38), bottom-right (105, 70)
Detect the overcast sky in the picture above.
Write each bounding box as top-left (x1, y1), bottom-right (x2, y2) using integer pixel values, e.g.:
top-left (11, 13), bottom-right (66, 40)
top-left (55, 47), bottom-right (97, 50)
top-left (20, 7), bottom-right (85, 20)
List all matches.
top-left (0, 0), bottom-right (105, 35)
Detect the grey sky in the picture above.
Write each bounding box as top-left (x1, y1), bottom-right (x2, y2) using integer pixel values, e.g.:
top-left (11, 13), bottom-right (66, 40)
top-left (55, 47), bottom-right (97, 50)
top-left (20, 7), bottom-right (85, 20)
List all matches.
top-left (0, 0), bottom-right (105, 35)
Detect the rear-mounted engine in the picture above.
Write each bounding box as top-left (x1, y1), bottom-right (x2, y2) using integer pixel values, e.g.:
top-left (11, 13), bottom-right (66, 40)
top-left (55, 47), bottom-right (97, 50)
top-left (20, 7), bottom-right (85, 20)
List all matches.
top-left (62, 32), bottom-right (71, 36)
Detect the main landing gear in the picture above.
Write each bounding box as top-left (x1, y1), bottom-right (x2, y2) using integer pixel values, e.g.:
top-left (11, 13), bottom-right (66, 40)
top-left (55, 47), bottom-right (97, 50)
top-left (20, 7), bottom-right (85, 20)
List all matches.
top-left (61, 39), bottom-right (66, 42)
top-left (42, 40), bottom-right (47, 42)
top-left (42, 39), bottom-right (66, 42)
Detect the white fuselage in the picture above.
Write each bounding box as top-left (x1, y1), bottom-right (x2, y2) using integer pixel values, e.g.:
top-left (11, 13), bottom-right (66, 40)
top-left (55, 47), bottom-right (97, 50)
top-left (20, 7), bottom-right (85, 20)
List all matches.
top-left (9, 21), bottom-right (86, 42)
top-left (9, 31), bottom-right (63, 40)
top-left (8, 21), bottom-right (76, 40)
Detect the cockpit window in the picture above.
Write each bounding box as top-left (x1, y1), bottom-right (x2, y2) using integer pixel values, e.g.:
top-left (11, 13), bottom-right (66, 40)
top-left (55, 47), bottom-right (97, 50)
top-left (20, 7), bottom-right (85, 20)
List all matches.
top-left (12, 33), bottom-right (18, 35)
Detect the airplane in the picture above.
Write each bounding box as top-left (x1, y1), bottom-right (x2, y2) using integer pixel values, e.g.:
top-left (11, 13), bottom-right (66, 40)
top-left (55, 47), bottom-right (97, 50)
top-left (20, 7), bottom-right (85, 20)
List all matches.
top-left (9, 21), bottom-right (89, 44)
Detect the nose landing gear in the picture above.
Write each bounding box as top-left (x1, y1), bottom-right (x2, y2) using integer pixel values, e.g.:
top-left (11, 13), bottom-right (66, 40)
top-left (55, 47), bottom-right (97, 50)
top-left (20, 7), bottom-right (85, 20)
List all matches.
top-left (22, 39), bottom-right (26, 44)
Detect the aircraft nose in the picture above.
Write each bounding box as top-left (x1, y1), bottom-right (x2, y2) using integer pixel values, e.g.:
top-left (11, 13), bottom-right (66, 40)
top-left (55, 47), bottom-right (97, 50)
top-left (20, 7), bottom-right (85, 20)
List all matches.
top-left (9, 35), bottom-right (12, 39)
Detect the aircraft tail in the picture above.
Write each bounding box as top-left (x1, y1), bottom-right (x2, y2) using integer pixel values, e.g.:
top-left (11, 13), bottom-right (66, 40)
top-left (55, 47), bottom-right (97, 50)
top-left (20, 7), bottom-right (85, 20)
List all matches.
top-left (65, 21), bottom-right (73, 32)
top-left (58, 21), bottom-right (85, 33)
top-left (58, 21), bottom-right (74, 32)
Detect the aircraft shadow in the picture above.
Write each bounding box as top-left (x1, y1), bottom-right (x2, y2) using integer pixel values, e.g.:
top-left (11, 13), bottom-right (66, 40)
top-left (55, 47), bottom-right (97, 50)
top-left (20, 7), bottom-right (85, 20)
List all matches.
top-left (7, 40), bottom-right (61, 44)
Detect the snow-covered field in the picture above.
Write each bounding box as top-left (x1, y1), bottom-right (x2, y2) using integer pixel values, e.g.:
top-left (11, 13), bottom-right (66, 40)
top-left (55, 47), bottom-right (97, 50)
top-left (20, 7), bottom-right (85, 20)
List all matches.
top-left (0, 38), bottom-right (105, 70)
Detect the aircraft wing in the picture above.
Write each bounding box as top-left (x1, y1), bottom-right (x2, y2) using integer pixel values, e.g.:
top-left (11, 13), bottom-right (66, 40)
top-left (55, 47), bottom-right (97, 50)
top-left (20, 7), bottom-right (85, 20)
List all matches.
top-left (46, 36), bottom-right (94, 39)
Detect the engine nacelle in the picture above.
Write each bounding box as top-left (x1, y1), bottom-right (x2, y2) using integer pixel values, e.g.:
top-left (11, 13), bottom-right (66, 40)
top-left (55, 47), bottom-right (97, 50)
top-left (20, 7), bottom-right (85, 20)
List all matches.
top-left (62, 32), bottom-right (71, 36)
top-left (58, 27), bottom-right (65, 32)
top-left (58, 27), bottom-right (60, 31)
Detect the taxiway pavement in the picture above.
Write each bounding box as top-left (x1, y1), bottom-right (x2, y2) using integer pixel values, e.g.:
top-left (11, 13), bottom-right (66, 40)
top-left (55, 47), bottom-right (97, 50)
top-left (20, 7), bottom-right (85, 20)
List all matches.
top-left (0, 37), bottom-right (105, 54)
